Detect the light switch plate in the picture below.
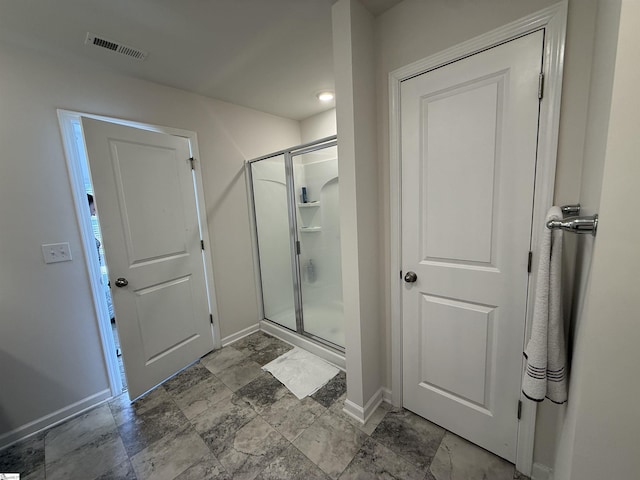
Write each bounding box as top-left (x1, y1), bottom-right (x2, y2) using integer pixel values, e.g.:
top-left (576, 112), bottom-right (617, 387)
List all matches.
top-left (42, 242), bottom-right (72, 263)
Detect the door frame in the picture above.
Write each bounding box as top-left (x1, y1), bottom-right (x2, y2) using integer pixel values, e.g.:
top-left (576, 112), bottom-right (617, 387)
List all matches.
top-left (57, 109), bottom-right (222, 398)
top-left (388, 2), bottom-right (567, 474)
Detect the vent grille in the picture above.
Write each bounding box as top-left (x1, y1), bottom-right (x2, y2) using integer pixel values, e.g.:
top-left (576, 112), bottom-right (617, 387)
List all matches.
top-left (85, 33), bottom-right (147, 61)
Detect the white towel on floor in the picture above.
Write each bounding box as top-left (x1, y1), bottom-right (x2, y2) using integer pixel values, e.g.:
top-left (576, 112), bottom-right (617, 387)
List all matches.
top-left (522, 206), bottom-right (568, 404)
top-left (262, 347), bottom-right (339, 399)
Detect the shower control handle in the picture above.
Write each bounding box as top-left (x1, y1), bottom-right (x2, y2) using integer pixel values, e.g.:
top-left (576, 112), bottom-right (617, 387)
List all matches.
top-left (114, 277), bottom-right (129, 288)
top-left (404, 271), bottom-right (418, 283)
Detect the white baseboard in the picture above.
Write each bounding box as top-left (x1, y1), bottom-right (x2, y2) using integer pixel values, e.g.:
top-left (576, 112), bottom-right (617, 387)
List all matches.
top-left (531, 463), bottom-right (553, 480)
top-left (342, 399), bottom-right (365, 423)
top-left (0, 389), bottom-right (111, 450)
top-left (343, 387), bottom-right (384, 424)
top-left (221, 323), bottom-right (260, 347)
top-left (259, 320), bottom-right (345, 370)
top-left (381, 387), bottom-right (393, 404)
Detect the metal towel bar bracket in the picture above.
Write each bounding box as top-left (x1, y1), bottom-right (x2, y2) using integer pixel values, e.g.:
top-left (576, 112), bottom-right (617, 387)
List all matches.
top-left (561, 204), bottom-right (581, 216)
top-left (547, 204), bottom-right (598, 236)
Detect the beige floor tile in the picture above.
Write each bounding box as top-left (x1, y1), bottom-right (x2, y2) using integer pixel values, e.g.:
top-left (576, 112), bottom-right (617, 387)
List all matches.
top-left (170, 374), bottom-right (234, 420)
top-left (339, 437), bottom-right (424, 480)
top-left (429, 432), bottom-right (515, 480)
top-left (217, 416), bottom-right (289, 480)
top-left (202, 346), bottom-right (248, 375)
top-left (45, 404), bottom-right (117, 463)
top-left (215, 358), bottom-right (263, 391)
top-left (293, 411), bottom-right (367, 479)
top-left (260, 392), bottom-right (326, 442)
top-left (45, 430), bottom-right (127, 480)
top-left (130, 426), bottom-right (211, 480)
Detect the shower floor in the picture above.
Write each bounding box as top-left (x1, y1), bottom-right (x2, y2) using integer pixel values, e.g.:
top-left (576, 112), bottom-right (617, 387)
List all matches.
top-left (268, 302), bottom-right (344, 348)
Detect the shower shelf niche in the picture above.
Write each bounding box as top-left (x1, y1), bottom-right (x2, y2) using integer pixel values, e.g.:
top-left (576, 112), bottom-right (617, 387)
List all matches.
top-left (299, 226), bottom-right (322, 232)
top-left (297, 202), bottom-right (320, 208)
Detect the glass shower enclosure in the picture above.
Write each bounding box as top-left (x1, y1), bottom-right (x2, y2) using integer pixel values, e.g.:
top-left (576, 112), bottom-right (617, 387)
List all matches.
top-left (248, 136), bottom-right (344, 350)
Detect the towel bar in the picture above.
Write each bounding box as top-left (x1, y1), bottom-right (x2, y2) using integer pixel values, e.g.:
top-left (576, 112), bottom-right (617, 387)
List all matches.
top-left (547, 214), bottom-right (598, 236)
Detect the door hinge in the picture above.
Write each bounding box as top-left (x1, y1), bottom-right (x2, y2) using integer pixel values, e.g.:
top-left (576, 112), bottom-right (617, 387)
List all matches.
top-left (209, 313), bottom-right (213, 325)
top-left (527, 251), bottom-right (533, 273)
top-left (189, 157), bottom-right (195, 170)
top-left (296, 241), bottom-right (301, 255)
top-left (201, 240), bottom-right (205, 251)
top-left (517, 400), bottom-right (523, 420)
top-left (538, 72), bottom-right (544, 100)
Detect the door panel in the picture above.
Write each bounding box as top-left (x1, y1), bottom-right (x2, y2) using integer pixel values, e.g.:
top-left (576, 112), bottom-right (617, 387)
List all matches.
top-left (112, 140), bottom-right (190, 263)
top-left (401, 31), bottom-right (544, 461)
top-left (250, 155), bottom-right (297, 331)
top-left (82, 118), bottom-right (214, 399)
top-left (423, 79), bottom-right (501, 264)
top-left (420, 295), bottom-right (494, 407)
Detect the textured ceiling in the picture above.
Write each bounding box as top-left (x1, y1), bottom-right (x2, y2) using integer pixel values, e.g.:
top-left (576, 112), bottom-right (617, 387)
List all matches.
top-left (0, 0), bottom-right (402, 120)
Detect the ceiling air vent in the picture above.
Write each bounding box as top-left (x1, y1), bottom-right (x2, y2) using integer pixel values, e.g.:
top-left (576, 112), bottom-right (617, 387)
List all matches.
top-left (85, 33), bottom-right (147, 61)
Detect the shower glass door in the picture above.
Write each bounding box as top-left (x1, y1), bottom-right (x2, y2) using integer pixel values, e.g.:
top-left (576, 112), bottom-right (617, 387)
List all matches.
top-left (292, 145), bottom-right (344, 347)
top-left (250, 154), bottom-right (297, 331)
top-left (249, 136), bottom-right (344, 350)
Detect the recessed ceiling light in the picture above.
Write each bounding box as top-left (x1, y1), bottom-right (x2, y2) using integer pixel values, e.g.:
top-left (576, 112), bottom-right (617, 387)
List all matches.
top-left (316, 91), bottom-right (334, 102)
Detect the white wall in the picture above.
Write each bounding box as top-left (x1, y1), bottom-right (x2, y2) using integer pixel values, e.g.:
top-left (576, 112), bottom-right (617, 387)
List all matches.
top-left (0, 41), bottom-right (300, 445)
top-left (531, 0), bottom-right (602, 469)
top-left (569, 0), bottom-right (620, 346)
top-left (298, 157), bottom-right (342, 300)
top-left (300, 109), bottom-right (337, 143)
top-left (553, 1), bottom-right (639, 478)
top-left (541, 1), bottom-right (621, 476)
top-left (333, 0), bottom-right (382, 412)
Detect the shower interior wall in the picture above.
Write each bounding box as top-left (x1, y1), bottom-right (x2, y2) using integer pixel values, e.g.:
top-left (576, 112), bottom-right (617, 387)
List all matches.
top-left (294, 148), bottom-right (344, 347)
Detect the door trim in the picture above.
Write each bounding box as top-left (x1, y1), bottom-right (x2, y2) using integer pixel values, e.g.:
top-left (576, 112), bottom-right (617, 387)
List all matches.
top-left (388, 3), bottom-right (567, 474)
top-left (57, 109), bottom-right (222, 399)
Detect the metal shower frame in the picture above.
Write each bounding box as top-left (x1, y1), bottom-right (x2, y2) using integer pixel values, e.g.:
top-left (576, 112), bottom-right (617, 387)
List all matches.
top-left (246, 135), bottom-right (342, 352)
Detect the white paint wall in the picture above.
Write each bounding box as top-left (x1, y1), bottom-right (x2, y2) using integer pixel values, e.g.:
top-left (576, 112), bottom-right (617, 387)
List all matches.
top-left (0, 41), bottom-right (300, 445)
top-left (538, 1), bottom-right (621, 476)
top-left (553, 1), bottom-right (639, 478)
top-left (531, 0), bottom-right (602, 469)
top-left (333, 0), bottom-right (382, 412)
top-left (300, 109), bottom-right (337, 143)
top-left (568, 0), bottom-right (620, 346)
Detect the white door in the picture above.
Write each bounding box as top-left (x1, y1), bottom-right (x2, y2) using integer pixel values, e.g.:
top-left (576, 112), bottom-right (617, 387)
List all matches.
top-left (401, 31), bottom-right (543, 461)
top-left (82, 118), bottom-right (214, 399)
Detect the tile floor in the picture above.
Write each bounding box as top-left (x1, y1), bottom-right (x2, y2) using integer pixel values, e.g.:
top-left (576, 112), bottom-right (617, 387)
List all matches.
top-left (0, 332), bottom-right (528, 480)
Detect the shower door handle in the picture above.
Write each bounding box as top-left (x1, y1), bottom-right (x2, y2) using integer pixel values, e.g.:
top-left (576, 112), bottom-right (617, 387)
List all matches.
top-left (404, 271), bottom-right (418, 283)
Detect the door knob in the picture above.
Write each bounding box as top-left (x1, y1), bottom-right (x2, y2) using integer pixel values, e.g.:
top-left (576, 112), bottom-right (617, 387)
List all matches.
top-left (404, 271), bottom-right (418, 283)
top-left (114, 277), bottom-right (129, 287)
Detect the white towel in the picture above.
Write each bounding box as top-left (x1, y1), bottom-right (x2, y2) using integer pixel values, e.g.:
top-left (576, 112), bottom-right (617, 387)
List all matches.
top-left (522, 206), bottom-right (568, 404)
top-left (262, 347), bottom-right (339, 399)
